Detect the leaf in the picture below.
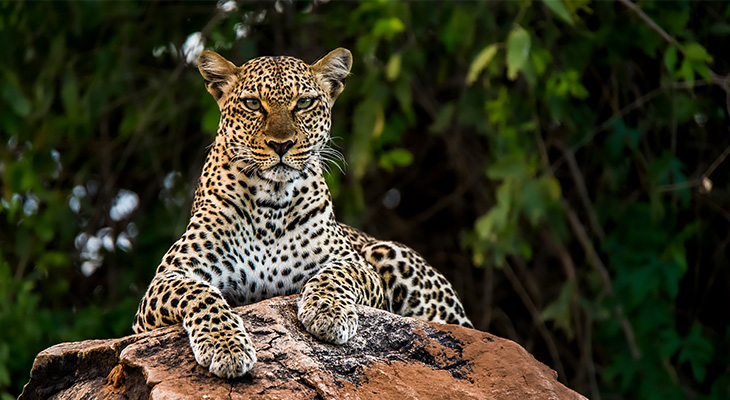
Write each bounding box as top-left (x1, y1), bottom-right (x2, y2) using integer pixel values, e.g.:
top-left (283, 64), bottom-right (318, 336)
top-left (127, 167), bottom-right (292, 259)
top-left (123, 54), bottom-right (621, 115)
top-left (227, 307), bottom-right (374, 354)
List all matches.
top-left (486, 154), bottom-right (535, 180)
top-left (393, 76), bottom-right (413, 120)
top-left (571, 84), bottom-right (589, 99)
top-left (679, 323), bottom-right (714, 382)
top-left (658, 329), bottom-right (682, 359)
top-left (466, 44), bottom-right (498, 86)
top-left (542, 0), bottom-right (574, 25)
top-left (522, 179), bottom-right (545, 226)
top-left (440, 7), bottom-right (476, 52)
top-left (61, 72), bottom-right (81, 117)
top-left (676, 59), bottom-right (695, 83)
top-left (522, 177), bottom-right (561, 226)
top-left (506, 25), bottom-right (531, 81)
top-left (541, 280), bottom-right (577, 339)
top-left (429, 103), bottom-right (455, 134)
top-left (119, 110), bottom-right (138, 138)
top-left (530, 47), bottom-right (553, 77)
top-left (471, 247), bottom-right (486, 268)
top-left (485, 87), bottom-right (511, 126)
top-left (388, 148), bottom-right (413, 166)
top-left (1, 80), bottom-right (31, 118)
top-left (379, 148), bottom-right (413, 171)
top-left (682, 42), bottom-right (713, 63)
top-left (385, 52), bottom-right (402, 82)
top-left (475, 213), bottom-right (495, 241)
top-left (372, 17), bottom-right (405, 41)
top-left (664, 46), bottom-right (678, 73)
top-left (37, 251), bottom-right (71, 272)
top-left (542, 176), bottom-right (561, 200)
top-left (709, 22), bottom-right (730, 36)
top-left (545, 70), bottom-right (587, 99)
top-left (693, 62), bottom-right (712, 82)
top-left (475, 179), bottom-right (514, 240)
top-left (605, 119), bottom-right (641, 160)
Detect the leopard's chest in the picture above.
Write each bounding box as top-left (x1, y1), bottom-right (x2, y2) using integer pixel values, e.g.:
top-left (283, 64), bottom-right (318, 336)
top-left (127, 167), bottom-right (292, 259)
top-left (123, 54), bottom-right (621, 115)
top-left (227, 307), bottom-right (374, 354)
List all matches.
top-left (182, 171), bottom-right (358, 305)
top-left (214, 201), bottom-right (350, 305)
top-left (225, 226), bottom-right (326, 302)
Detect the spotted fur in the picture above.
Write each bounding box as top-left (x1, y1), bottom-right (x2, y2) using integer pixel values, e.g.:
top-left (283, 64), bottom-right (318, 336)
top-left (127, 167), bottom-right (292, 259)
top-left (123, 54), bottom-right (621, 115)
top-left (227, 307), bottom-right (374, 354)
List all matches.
top-left (133, 48), bottom-right (472, 379)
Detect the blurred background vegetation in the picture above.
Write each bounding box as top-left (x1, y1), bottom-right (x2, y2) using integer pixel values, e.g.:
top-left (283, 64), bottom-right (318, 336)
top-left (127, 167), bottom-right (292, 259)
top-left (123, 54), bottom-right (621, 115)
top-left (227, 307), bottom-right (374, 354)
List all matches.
top-left (1, 1), bottom-right (729, 398)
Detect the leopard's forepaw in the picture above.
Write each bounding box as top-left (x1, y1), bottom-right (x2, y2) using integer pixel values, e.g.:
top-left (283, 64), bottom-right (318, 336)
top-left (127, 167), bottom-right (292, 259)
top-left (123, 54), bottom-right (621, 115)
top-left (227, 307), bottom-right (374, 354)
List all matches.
top-left (297, 295), bottom-right (358, 345)
top-left (187, 315), bottom-right (257, 378)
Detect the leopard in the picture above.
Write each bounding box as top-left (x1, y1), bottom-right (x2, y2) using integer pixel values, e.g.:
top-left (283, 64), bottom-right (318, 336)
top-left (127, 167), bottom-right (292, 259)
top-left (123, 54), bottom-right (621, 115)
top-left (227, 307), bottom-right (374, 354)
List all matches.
top-left (132, 47), bottom-right (473, 379)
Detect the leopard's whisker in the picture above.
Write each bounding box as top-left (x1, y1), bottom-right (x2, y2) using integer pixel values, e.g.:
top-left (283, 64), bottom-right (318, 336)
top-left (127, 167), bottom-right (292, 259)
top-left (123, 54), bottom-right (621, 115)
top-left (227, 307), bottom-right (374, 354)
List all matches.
top-left (315, 141), bottom-right (346, 175)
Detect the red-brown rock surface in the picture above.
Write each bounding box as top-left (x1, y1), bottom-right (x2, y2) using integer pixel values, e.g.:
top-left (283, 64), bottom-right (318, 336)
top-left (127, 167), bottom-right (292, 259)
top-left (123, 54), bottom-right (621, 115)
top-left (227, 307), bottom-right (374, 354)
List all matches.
top-left (20, 296), bottom-right (587, 399)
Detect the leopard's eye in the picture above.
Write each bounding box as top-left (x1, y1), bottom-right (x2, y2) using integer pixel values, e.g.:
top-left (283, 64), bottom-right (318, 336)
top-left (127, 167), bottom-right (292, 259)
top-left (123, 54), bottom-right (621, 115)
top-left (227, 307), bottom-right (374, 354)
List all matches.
top-left (243, 98), bottom-right (261, 111)
top-left (295, 97), bottom-right (315, 111)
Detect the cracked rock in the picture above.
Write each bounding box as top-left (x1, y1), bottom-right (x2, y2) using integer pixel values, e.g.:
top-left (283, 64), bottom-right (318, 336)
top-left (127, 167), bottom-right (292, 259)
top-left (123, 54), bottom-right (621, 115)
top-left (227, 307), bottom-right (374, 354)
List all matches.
top-left (19, 295), bottom-right (587, 400)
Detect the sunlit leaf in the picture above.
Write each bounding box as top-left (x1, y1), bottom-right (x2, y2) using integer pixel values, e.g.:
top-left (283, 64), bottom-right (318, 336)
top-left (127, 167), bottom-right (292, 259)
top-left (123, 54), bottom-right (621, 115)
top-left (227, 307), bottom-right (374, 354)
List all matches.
top-left (682, 42), bottom-right (713, 62)
top-left (372, 17), bottom-right (405, 41)
top-left (506, 25), bottom-right (531, 81)
top-left (466, 44), bottom-right (498, 86)
top-left (379, 148), bottom-right (413, 171)
top-left (385, 52), bottom-right (402, 81)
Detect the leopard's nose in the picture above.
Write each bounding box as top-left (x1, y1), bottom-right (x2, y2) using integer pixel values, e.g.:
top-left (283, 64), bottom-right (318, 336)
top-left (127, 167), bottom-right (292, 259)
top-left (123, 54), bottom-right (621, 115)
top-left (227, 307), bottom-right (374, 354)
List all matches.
top-left (266, 140), bottom-right (295, 156)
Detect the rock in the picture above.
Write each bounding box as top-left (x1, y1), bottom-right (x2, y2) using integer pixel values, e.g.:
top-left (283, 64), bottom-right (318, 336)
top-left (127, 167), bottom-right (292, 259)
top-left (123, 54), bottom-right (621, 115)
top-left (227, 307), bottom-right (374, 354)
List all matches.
top-left (20, 296), bottom-right (586, 400)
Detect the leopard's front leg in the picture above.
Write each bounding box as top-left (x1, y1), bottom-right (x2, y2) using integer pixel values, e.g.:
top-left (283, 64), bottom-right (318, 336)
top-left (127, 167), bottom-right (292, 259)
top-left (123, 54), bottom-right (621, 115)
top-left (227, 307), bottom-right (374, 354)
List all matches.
top-left (133, 272), bottom-right (256, 378)
top-left (297, 260), bottom-right (385, 344)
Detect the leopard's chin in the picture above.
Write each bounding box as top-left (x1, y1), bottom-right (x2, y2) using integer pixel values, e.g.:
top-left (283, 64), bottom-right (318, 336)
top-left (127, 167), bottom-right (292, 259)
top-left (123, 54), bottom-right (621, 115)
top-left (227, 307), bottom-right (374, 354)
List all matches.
top-left (257, 164), bottom-right (303, 183)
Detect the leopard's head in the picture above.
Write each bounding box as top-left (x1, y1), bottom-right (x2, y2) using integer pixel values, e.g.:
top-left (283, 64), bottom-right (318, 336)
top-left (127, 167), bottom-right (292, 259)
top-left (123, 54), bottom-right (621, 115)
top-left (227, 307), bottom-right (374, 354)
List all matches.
top-left (198, 48), bottom-right (351, 183)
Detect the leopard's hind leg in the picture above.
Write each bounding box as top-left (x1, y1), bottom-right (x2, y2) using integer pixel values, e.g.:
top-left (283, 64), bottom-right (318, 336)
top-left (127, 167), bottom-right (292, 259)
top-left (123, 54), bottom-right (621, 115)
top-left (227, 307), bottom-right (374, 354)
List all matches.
top-left (360, 240), bottom-right (473, 328)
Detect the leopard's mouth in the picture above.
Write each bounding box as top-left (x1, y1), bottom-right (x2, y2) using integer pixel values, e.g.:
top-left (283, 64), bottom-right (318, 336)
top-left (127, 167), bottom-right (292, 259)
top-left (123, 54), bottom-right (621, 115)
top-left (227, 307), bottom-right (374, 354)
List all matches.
top-left (270, 162), bottom-right (296, 172)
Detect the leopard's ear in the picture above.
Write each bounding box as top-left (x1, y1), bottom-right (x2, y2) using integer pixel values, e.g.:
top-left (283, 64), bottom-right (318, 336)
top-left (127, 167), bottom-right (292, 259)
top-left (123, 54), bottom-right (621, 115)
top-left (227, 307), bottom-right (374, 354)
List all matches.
top-left (311, 48), bottom-right (352, 101)
top-left (198, 50), bottom-right (239, 102)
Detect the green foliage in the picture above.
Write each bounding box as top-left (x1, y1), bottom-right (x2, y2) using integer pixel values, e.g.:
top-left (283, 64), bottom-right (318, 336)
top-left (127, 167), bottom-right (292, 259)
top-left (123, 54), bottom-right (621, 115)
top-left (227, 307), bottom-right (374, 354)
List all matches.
top-left (1, 1), bottom-right (729, 399)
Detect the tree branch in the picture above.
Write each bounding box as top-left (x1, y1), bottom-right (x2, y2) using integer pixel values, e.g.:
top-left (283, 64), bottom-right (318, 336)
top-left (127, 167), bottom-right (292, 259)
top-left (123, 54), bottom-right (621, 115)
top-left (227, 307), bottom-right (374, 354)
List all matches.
top-left (558, 142), bottom-right (605, 240)
top-left (562, 200), bottom-right (641, 359)
top-left (502, 260), bottom-right (567, 380)
top-left (616, 0), bottom-right (679, 47)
